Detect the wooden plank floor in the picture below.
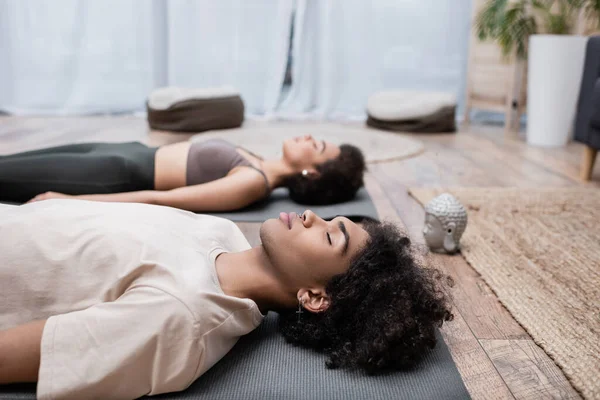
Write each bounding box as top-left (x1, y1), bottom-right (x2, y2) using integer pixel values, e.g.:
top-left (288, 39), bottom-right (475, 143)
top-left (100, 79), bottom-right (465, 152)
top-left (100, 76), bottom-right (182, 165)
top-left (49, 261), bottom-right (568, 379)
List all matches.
top-left (1, 116), bottom-right (593, 400)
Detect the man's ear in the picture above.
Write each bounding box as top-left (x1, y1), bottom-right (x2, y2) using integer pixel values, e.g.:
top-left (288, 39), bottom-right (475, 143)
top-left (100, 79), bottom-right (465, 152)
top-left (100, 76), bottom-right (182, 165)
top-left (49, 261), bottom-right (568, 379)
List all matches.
top-left (298, 288), bottom-right (331, 313)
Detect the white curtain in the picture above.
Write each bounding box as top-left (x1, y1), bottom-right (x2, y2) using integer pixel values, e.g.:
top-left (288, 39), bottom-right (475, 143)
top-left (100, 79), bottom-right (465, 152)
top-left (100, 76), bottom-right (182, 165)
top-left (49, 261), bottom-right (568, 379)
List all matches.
top-left (0, 0), bottom-right (167, 115)
top-left (278, 0), bottom-right (473, 120)
top-left (0, 0), bottom-right (472, 119)
top-left (0, 0), bottom-right (293, 116)
top-left (167, 0), bottom-right (293, 115)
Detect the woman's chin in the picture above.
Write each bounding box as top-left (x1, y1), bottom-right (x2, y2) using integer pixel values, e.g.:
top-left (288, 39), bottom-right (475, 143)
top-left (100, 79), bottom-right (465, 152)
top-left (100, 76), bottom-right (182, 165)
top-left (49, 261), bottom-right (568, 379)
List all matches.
top-left (281, 144), bottom-right (294, 162)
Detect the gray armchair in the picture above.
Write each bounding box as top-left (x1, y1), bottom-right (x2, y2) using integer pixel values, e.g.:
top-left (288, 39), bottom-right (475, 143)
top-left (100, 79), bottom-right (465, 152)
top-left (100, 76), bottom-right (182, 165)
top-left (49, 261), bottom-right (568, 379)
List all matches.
top-left (575, 35), bottom-right (600, 180)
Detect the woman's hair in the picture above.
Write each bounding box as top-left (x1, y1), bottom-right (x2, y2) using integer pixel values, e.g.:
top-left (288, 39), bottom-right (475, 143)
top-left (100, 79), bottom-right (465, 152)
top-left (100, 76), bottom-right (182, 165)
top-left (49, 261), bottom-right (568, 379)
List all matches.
top-left (278, 221), bottom-right (454, 374)
top-left (285, 144), bottom-right (365, 205)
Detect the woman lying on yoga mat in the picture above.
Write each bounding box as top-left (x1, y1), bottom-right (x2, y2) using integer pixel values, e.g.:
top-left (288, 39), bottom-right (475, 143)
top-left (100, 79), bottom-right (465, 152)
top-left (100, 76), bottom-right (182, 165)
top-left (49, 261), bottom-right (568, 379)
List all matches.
top-left (0, 200), bottom-right (452, 400)
top-left (0, 135), bottom-right (365, 210)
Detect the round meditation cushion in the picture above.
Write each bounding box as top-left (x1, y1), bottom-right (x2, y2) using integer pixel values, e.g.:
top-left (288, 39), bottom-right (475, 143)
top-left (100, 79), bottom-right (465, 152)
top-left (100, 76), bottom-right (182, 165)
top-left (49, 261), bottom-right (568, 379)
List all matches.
top-left (147, 86), bottom-right (244, 133)
top-left (366, 90), bottom-right (457, 133)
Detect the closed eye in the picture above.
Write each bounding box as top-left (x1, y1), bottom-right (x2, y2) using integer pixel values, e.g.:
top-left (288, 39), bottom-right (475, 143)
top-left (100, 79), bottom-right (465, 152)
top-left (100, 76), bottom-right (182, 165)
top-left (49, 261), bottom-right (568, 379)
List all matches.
top-left (327, 232), bottom-right (332, 245)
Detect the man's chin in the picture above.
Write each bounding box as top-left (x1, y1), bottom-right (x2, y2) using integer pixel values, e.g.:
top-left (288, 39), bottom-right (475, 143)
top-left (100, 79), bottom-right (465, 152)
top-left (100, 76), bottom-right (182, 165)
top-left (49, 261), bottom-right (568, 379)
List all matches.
top-left (259, 218), bottom-right (281, 246)
top-left (259, 218), bottom-right (282, 262)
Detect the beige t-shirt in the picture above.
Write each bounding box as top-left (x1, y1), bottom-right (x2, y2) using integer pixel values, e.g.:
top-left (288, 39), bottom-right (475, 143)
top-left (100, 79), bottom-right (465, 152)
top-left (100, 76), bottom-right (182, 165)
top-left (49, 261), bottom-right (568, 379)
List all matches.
top-left (0, 200), bottom-right (264, 400)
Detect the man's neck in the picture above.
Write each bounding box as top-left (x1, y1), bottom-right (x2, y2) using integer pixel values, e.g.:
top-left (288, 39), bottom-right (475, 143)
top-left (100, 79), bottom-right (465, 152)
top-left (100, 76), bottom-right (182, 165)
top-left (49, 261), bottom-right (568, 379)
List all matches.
top-left (214, 246), bottom-right (297, 313)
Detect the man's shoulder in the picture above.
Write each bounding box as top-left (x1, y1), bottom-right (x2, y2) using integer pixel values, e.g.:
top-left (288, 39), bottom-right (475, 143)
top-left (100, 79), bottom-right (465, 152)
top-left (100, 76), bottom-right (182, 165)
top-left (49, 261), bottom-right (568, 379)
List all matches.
top-left (199, 215), bottom-right (250, 250)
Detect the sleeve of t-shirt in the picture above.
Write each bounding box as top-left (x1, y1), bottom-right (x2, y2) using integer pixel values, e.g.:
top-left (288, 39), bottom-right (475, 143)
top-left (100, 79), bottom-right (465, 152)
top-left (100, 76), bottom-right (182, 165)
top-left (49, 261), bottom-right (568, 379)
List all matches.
top-left (37, 286), bottom-right (201, 400)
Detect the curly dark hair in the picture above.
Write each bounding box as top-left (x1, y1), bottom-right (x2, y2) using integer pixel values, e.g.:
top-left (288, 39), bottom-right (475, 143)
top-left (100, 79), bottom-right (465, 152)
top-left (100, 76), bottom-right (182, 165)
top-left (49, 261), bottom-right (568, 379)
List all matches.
top-left (277, 221), bottom-right (454, 373)
top-left (284, 144), bottom-right (365, 205)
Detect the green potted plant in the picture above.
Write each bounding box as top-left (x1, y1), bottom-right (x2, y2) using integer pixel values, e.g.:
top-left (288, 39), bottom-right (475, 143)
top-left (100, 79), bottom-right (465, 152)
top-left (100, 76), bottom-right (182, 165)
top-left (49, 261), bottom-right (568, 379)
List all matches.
top-left (476, 0), bottom-right (600, 146)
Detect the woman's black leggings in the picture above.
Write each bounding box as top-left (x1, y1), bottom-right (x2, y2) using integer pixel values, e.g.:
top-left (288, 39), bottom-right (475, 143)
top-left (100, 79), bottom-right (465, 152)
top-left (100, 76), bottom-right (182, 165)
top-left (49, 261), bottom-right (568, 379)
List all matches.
top-left (0, 142), bottom-right (157, 203)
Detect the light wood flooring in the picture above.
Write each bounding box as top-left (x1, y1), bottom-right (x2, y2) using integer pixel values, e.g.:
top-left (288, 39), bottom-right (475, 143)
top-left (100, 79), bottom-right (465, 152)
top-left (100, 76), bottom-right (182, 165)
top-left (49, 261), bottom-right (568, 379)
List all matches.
top-left (1, 116), bottom-right (597, 400)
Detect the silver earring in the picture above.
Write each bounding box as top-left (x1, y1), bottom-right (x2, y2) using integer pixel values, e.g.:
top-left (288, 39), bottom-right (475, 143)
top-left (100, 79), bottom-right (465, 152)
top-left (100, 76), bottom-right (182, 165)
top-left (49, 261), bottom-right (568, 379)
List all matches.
top-left (302, 170), bottom-right (308, 177)
top-left (296, 298), bottom-right (304, 321)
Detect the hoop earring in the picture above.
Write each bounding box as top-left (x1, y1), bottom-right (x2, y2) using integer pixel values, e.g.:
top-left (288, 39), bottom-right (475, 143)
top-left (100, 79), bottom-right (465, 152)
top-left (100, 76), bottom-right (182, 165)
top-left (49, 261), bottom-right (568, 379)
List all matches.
top-left (296, 298), bottom-right (304, 321)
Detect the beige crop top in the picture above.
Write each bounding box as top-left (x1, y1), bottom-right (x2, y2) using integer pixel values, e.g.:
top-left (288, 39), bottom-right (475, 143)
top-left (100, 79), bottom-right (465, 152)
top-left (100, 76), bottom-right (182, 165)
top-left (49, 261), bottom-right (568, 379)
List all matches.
top-left (186, 139), bottom-right (270, 193)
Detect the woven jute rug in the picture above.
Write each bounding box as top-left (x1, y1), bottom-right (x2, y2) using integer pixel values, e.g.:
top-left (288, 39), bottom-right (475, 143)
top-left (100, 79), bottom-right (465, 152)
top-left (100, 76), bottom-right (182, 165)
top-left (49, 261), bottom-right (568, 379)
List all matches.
top-left (410, 187), bottom-right (600, 399)
top-left (191, 121), bottom-right (424, 164)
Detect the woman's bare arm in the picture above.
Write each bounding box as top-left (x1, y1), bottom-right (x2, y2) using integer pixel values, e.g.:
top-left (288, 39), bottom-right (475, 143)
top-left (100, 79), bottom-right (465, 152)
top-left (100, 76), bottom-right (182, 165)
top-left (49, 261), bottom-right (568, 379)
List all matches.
top-left (75, 191), bottom-right (159, 203)
top-left (72, 190), bottom-right (158, 204)
top-left (0, 319), bottom-right (46, 383)
top-left (154, 169), bottom-right (268, 212)
top-left (28, 190), bottom-right (159, 204)
top-left (29, 168), bottom-right (268, 212)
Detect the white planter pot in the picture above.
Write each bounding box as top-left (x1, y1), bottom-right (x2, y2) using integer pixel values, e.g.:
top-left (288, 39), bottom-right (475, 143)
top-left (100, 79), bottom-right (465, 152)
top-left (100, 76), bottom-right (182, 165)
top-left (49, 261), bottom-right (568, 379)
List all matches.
top-left (526, 35), bottom-right (588, 147)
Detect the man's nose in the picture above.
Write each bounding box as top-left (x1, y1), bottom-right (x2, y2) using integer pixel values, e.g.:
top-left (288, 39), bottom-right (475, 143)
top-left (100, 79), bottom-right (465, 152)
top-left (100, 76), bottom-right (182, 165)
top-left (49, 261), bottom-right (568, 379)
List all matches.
top-left (302, 210), bottom-right (319, 227)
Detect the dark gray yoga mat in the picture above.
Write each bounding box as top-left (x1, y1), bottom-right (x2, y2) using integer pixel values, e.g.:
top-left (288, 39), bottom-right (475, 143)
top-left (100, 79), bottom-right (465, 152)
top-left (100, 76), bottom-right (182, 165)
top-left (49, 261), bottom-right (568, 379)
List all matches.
top-left (201, 187), bottom-right (379, 222)
top-left (0, 187), bottom-right (378, 222)
top-left (0, 313), bottom-right (470, 400)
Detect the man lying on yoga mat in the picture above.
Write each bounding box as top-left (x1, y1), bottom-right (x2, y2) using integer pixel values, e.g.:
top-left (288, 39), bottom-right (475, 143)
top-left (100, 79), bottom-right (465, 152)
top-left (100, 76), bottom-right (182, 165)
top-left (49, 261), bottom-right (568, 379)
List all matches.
top-left (0, 135), bottom-right (365, 210)
top-left (0, 200), bottom-right (452, 400)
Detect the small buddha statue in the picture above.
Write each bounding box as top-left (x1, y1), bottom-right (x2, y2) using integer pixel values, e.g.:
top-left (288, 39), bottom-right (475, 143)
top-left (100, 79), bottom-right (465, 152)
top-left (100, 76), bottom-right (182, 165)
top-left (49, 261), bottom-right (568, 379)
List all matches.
top-left (422, 193), bottom-right (468, 254)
